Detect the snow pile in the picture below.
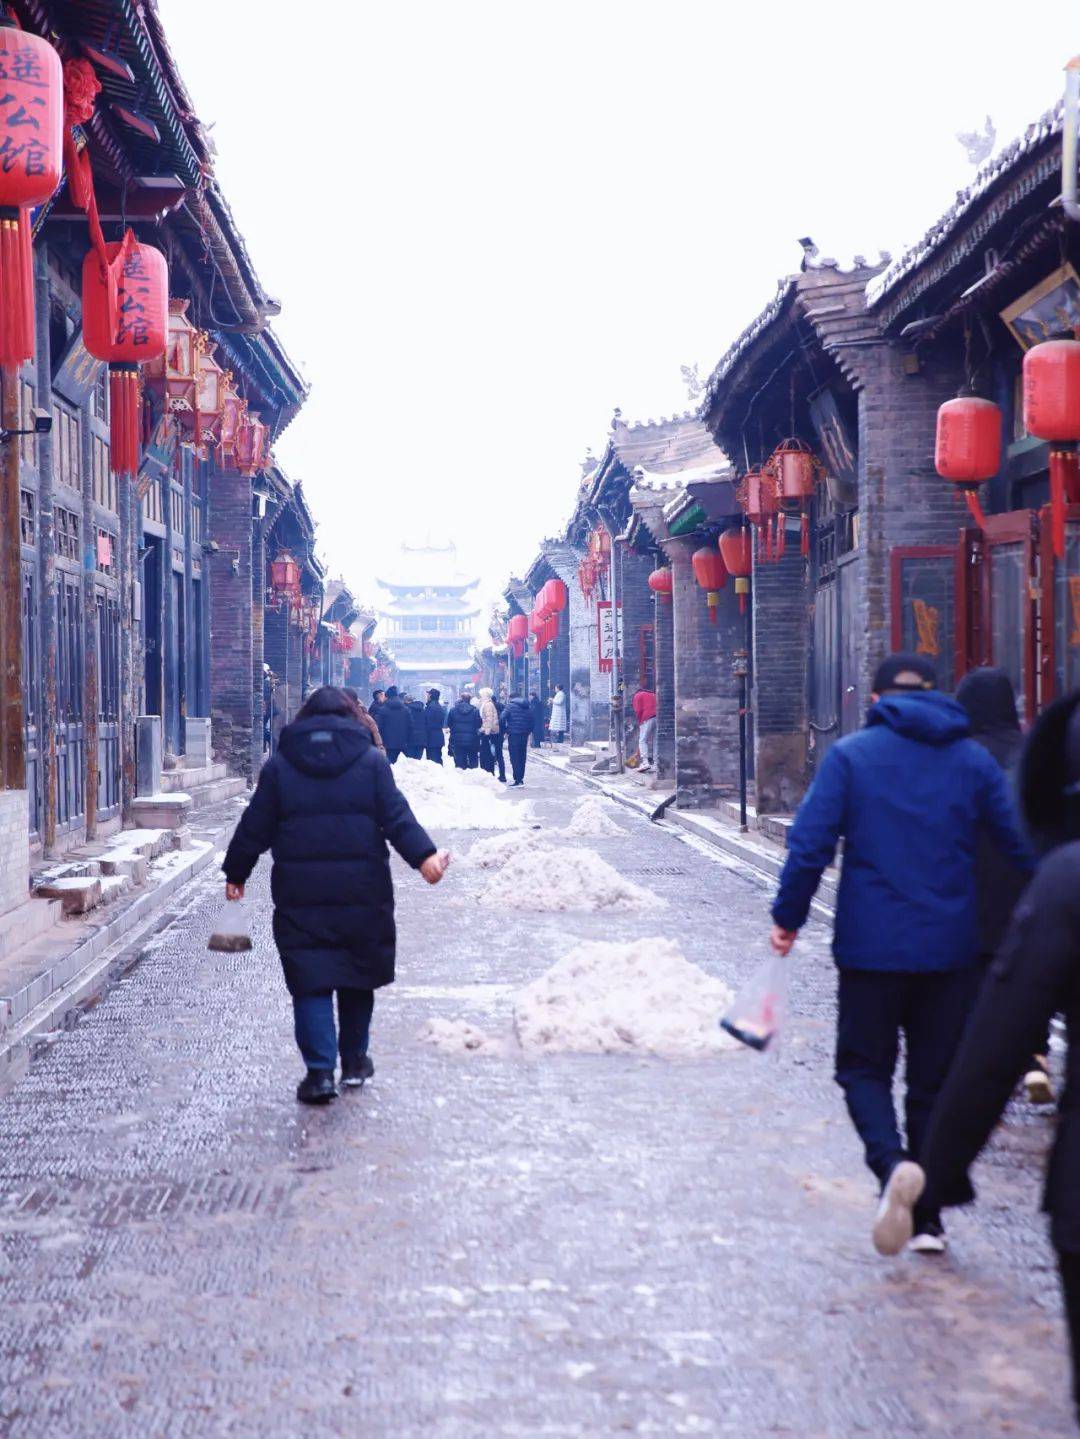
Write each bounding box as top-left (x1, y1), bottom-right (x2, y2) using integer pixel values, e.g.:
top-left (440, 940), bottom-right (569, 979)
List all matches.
top-left (393, 758), bottom-right (529, 831)
top-left (476, 845), bottom-right (661, 912)
top-left (418, 1017), bottom-right (499, 1054)
top-left (563, 796), bottom-right (623, 838)
top-left (468, 828), bottom-right (554, 871)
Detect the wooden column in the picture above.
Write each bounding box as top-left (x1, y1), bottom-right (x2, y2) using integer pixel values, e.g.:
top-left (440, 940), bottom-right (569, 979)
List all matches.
top-left (79, 385), bottom-right (98, 840)
top-left (34, 253), bottom-right (57, 853)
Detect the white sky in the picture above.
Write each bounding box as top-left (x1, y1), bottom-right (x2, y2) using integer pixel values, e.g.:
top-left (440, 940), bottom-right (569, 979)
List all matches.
top-left (160, 0), bottom-right (1077, 638)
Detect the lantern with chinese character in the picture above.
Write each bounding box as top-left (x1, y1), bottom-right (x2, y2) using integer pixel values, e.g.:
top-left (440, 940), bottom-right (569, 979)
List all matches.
top-left (1023, 339), bottom-right (1080, 559)
top-left (647, 565), bottom-right (673, 602)
top-left (269, 550), bottom-right (300, 606)
top-left (934, 396), bottom-right (1000, 530)
top-left (692, 544), bottom-right (727, 624)
top-left (507, 613), bottom-right (528, 658)
top-left (193, 334), bottom-right (225, 453)
top-left (237, 413), bottom-right (268, 476)
top-left (82, 237), bottom-right (167, 477)
top-left (218, 383), bottom-right (245, 465)
top-left (718, 524), bottom-right (753, 614)
top-left (0, 24), bottom-right (63, 368)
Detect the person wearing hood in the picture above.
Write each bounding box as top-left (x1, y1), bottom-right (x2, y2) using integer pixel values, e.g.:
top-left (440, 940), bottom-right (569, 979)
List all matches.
top-left (912, 690), bottom-right (1080, 1421)
top-left (405, 694), bottom-right (427, 760)
top-left (424, 688), bottom-right (447, 764)
top-left (529, 691), bottom-right (546, 748)
top-left (221, 686), bottom-right (449, 1105)
top-left (501, 692), bottom-right (534, 786)
top-left (369, 689), bottom-right (387, 730)
top-left (447, 693), bottom-right (482, 769)
top-left (478, 686), bottom-right (506, 782)
top-left (956, 666), bottom-right (1048, 1103)
top-left (376, 686), bottom-right (411, 764)
top-left (769, 654), bottom-right (1033, 1256)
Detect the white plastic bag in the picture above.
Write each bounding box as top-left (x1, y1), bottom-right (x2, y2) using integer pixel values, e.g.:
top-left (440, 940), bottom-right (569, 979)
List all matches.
top-left (208, 899), bottom-right (253, 953)
top-left (720, 955), bottom-right (788, 1052)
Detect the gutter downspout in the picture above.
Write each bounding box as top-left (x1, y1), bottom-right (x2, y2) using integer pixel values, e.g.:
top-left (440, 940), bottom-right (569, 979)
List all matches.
top-left (1064, 57), bottom-right (1080, 222)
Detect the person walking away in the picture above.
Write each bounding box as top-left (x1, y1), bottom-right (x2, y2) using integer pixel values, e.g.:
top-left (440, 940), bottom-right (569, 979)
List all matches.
top-left (369, 688), bottom-right (387, 731)
top-left (478, 687), bottom-right (506, 782)
top-left (768, 653), bottom-right (1032, 1256)
top-left (405, 694), bottom-right (427, 760)
top-left (377, 686), bottom-right (410, 764)
top-left (633, 683), bottom-right (658, 771)
top-left (424, 688), bottom-right (447, 764)
top-left (447, 693), bottom-right (481, 769)
top-left (529, 691), bottom-right (546, 749)
top-left (221, 686), bottom-right (449, 1104)
top-left (549, 684), bottom-right (568, 744)
top-left (343, 688), bottom-right (385, 754)
top-left (956, 665), bottom-right (1048, 1102)
top-left (502, 692), bottom-right (534, 786)
top-left (915, 690), bottom-right (1080, 1423)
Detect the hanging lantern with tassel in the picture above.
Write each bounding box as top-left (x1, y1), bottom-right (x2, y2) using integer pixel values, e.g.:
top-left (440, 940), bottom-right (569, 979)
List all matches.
top-left (737, 469), bottom-right (780, 563)
top-left (769, 438), bottom-right (821, 557)
top-left (934, 395), bottom-right (1000, 530)
top-left (0, 23), bottom-right (62, 368)
top-left (236, 412), bottom-right (268, 476)
top-left (691, 544), bottom-right (728, 625)
top-left (647, 565), bottom-right (673, 602)
top-left (218, 383), bottom-right (245, 466)
top-left (507, 613), bottom-right (529, 658)
top-left (718, 524), bottom-right (753, 614)
top-left (1022, 339), bottom-right (1080, 560)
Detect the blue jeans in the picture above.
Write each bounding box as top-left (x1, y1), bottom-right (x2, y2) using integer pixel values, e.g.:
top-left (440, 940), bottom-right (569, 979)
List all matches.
top-left (293, 988), bottom-right (374, 1072)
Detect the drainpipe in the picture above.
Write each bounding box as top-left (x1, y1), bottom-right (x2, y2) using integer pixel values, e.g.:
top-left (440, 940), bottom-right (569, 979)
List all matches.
top-left (1064, 57), bottom-right (1080, 222)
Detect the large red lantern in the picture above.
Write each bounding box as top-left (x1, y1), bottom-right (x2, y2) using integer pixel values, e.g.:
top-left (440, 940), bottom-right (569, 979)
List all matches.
top-left (535, 579), bottom-right (554, 620)
top-left (738, 469), bottom-right (782, 562)
top-left (237, 413), bottom-right (268, 476)
top-left (82, 238), bottom-right (168, 478)
top-left (193, 336), bottom-right (225, 452)
top-left (770, 439), bottom-right (820, 556)
top-left (218, 385), bottom-right (245, 464)
top-left (934, 396), bottom-right (1000, 530)
top-left (269, 550), bottom-right (300, 604)
top-left (0, 25), bottom-right (63, 368)
top-left (507, 613), bottom-right (529, 658)
top-left (547, 578), bottom-right (567, 613)
top-left (1023, 340), bottom-right (1080, 559)
top-left (647, 565), bottom-right (673, 602)
top-left (718, 525), bottom-right (753, 613)
top-left (692, 544), bottom-right (727, 625)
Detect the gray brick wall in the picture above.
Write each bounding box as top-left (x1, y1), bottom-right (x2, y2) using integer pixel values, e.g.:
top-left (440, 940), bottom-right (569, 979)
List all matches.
top-left (0, 790), bottom-right (29, 917)
top-left (752, 518), bottom-right (811, 813)
top-left (207, 466), bottom-right (255, 781)
top-left (653, 581), bottom-right (675, 779)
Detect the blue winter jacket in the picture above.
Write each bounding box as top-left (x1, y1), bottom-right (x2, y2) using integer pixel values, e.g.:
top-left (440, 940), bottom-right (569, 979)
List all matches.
top-left (771, 692), bottom-right (1034, 972)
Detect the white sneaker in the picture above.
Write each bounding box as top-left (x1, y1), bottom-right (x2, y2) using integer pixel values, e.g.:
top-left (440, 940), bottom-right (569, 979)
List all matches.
top-left (1024, 1064), bottom-right (1054, 1105)
top-left (909, 1228), bottom-right (947, 1255)
top-left (872, 1161), bottom-right (925, 1256)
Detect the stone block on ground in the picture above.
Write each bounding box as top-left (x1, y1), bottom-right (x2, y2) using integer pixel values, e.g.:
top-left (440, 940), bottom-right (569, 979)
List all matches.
top-left (136, 716), bottom-right (163, 798)
top-left (33, 877), bottom-right (102, 916)
top-left (130, 795), bottom-right (193, 831)
top-left (184, 717), bottom-right (212, 767)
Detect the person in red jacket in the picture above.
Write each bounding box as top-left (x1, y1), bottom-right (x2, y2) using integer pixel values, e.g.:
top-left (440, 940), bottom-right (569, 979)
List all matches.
top-left (632, 685), bottom-right (658, 771)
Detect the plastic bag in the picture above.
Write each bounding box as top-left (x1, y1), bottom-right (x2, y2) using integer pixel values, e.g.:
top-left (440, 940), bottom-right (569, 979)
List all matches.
top-left (208, 899), bottom-right (253, 953)
top-left (720, 955), bottom-right (788, 1052)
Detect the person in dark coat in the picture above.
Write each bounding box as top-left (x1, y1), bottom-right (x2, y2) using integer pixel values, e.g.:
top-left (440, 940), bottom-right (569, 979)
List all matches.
top-left (957, 666), bottom-right (1049, 1102)
top-left (915, 691), bottom-right (1080, 1423)
top-left (377, 686), bottom-right (411, 763)
top-left (424, 688), bottom-right (447, 764)
top-left (221, 687), bottom-right (449, 1105)
top-left (769, 653), bottom-right (1033, 1255)
top-left (501, 693), bottom-right (534, 786)
top-left (529, 691), bottom-right (546, 748)
top-left (405, 695), bottom-right (427, 760)
top-left (446, 695), bottom-right (481, 769)
top-left (369, 689), bottom-right (387, 730)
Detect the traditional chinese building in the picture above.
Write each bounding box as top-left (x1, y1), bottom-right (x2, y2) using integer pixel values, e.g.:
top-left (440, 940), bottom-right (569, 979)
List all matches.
top-left (376, 543), bottom-right (480, 700)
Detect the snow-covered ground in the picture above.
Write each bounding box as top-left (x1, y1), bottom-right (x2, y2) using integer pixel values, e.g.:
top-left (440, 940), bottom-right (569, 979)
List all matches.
top-left (393, 757), bottom-right (532, 832)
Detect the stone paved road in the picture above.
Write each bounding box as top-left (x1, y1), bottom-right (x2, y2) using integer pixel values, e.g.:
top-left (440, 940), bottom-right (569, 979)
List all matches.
top-left (0, 762), bottom-right (1072, 1437)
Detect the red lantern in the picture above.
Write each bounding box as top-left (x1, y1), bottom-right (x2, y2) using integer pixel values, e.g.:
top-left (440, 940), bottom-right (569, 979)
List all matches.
top-left (0, 26), bottom-right (63, 367)
top-left (269, 550), bottom-right (300, 604)
top-left (535, 580), bottom-right (554, 620)
top-left (193, 336), bottom-right (225, 452)
top-left (1023, 340), bottom-right (1080, 559)
top-left (737, 470), bottom-right (781, 562)
top-left (218, 384), bottom-right (244, 464)
top-left (770, 440), bottom-right (820, 556)
top-left (82, 238), bottom-right (168, 478)
top-left (691, 545), bottom-right (727, 625)
top-left (146, 300), bottom-right (198, 422)
top-left (237, 414), bottom-right (268, 476)
top-left (547, 578), bottom-right (567, 613)
top-left (507, 613), bottom-right (529, 658)
top-left (647, 565), bottom-right (673, 602)
top-left (934, 396), bottom-right (1000, 530)
top-left (718, 526), bottom-right (753, 613)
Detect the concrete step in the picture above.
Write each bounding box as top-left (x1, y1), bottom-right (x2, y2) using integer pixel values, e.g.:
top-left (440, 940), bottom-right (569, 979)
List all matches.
top-left (161, 762), bottom-right (226, 792)
top-left (187, 777), bottom-right (246, 811)
top-left (0, 898), bottom-right (63, 964)
top-left (130, 794), bottom-right (193, 830)
top-left (34, 876), bottom-right (102, 916)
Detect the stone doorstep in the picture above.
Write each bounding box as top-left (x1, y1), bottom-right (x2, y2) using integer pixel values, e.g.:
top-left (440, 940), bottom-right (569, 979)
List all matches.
top-left (160, 762), bottom-right (226, 793)
top-left (33, 876), bottom-right (102, 916)
top-left (130, 794), bottom-right (193, 830)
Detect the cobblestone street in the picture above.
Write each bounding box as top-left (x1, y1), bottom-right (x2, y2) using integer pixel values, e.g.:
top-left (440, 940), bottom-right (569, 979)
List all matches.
top-left (0, 763), bottom-right (1071, 1437)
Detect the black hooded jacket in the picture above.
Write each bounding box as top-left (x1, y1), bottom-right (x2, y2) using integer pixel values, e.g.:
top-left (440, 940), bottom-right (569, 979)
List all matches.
top-left (377, 695), bottom-right (411, 753)
top-left (956, 667), bottom-right (1029, 955)
top-left (425, 698), bottom-right (447, 744)
top-left (407, 699), bottom-right (427, 750)
top-left (221, 714), bottom-right (436, 996)
top-left (921, 691), bottom-right (1080, 1251)
top-left (501, 698), bottom-right (534, 737)
top-left (446, 698), bottom-right (481, 750)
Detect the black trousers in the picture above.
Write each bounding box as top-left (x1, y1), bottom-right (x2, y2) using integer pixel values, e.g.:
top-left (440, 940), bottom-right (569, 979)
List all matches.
top-left (386, 747), bottom-right (402, 764)
top-left (1059, 1249), bottom-right (1080, 1425)
top-left (508, 733), bottom-right (528, 783)
top-left (425, 744), bottom-right (443, 765)
top-left (835, 967), bottom-right (981, 1197)
top-left (452, 745), bottom-right (479, 770)
top-left (479, 733), bottom-right (505, 781)
top-left (405, 745), bottom-right (424, 760)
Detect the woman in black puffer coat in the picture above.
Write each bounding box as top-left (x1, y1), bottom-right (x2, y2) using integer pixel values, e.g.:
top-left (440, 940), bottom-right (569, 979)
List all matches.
top-left (222, 687), bottom-right (449, 1105)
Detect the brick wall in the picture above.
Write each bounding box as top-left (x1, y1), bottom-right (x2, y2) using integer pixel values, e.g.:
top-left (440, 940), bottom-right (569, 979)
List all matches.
top-left (0, 790), bottom-right (29, 917)
top-left (752, 519), bottom-right (811, 813)
top-left (617, 548), bottom-right (655, 691)
top-left (653, 585), bottom-right (675, 779)
top-left (207, 466), bottom-right (255, 780)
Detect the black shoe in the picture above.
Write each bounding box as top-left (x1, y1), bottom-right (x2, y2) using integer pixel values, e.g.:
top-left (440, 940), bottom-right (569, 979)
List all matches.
top-left (297, 1069), bottom-right (338, 1105)
top-left (341, 1054), bottom-right (375, 1089)
top-left (909, 1218), bottom-right (947, 1254)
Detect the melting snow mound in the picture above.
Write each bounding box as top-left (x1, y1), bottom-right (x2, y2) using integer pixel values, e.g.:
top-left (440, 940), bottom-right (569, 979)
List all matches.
top-left (477, 845), bottom-right (661, 912)
top-left (563, 796), bottom-right (623, 837)
top-left (468, 829), bottom-right (554, 871)
top-left (418, 1017), bottom-right (502, 1054)
top-left (393, 758), bottom-right (530, 831)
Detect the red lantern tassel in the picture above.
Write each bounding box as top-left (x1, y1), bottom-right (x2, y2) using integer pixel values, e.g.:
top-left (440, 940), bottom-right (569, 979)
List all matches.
top-left (800, 512), bottom-right (809, 557)
top-left (0, 208), bottom-right (34, 369)
top-left (109, 364), bottom-right (141, 477)
top-left (1050, 449), bottom-right (1070, 561)
top-left (963, 489), bottom-right (987, 529)
top-left (708, 593), bottom-right (718, 625)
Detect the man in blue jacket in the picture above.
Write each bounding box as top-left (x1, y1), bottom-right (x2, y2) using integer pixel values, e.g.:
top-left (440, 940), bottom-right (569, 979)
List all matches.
top-left (770, 653), bottom-right (1033, 1256)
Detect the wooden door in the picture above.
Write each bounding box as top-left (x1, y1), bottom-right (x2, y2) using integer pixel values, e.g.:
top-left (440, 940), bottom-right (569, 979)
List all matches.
top-left (979, 512), bottom-right (1037, 725)
top-left (95, 591), bottom-right (121, 820)
top-left (1040, 503), bottom-right (1080, 704)
top-left (55, 574), bottom-right (85, 831)
top-left (890, 545), bottom-right (960, 690)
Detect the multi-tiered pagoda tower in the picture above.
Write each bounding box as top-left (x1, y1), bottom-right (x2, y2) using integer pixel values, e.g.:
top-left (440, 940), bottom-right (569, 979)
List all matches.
top-left (376, 543), bottom-right (481, 700)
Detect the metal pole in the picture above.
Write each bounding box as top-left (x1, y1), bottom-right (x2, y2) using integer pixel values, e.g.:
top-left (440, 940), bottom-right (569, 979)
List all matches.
top-left (735, 593), bottom-right (751, 832)
top-left (0, 367), bottom-right (23, 791)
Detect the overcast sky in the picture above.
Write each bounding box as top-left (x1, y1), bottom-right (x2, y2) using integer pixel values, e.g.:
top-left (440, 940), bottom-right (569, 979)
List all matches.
top-left (160, 0), bottom-right (1075, 636)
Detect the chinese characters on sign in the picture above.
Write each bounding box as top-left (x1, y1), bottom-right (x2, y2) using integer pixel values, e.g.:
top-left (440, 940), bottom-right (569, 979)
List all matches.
top-left (597, 600), bottom-right (621, 674)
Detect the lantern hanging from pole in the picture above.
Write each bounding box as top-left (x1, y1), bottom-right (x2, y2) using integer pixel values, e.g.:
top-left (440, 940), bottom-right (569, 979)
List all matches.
top-left (193, 334), bottom-right (225, 454)
top-left (691, 544), bottom-right (727, 624)
top-left (535, 580), bottom-right (554, 620)
top-left (1023, 339), bottom-right (1080, 559)
top-left (218, 383), bottom-right (245, 465)
top-left (737, 470), bottom-right (780, 563)
top-left (718, 525), bottom-right (753, 613)
top-left (237, 413), bottom-right (268, 477)
top-left (647, 565), bottom-right (673, 602)
top-left (269, 550), bottom-right (300, 605)
top-left (507, 613), bottom-right (529, 658)
top-left (769, 438), bottom-right (821, 557)
top-left (934, 395), bottom-right (1001, 531)
top-left (547, 578), bottom-right (567, 613)
top-left (0, 24), bottom-right (62, 368)
top-left (145, 299), bottom-right (197, 424)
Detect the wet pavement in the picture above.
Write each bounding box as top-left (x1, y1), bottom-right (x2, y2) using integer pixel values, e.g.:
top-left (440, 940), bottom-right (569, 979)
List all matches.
top-left (0, 760), bottom-right (1071, 1437)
